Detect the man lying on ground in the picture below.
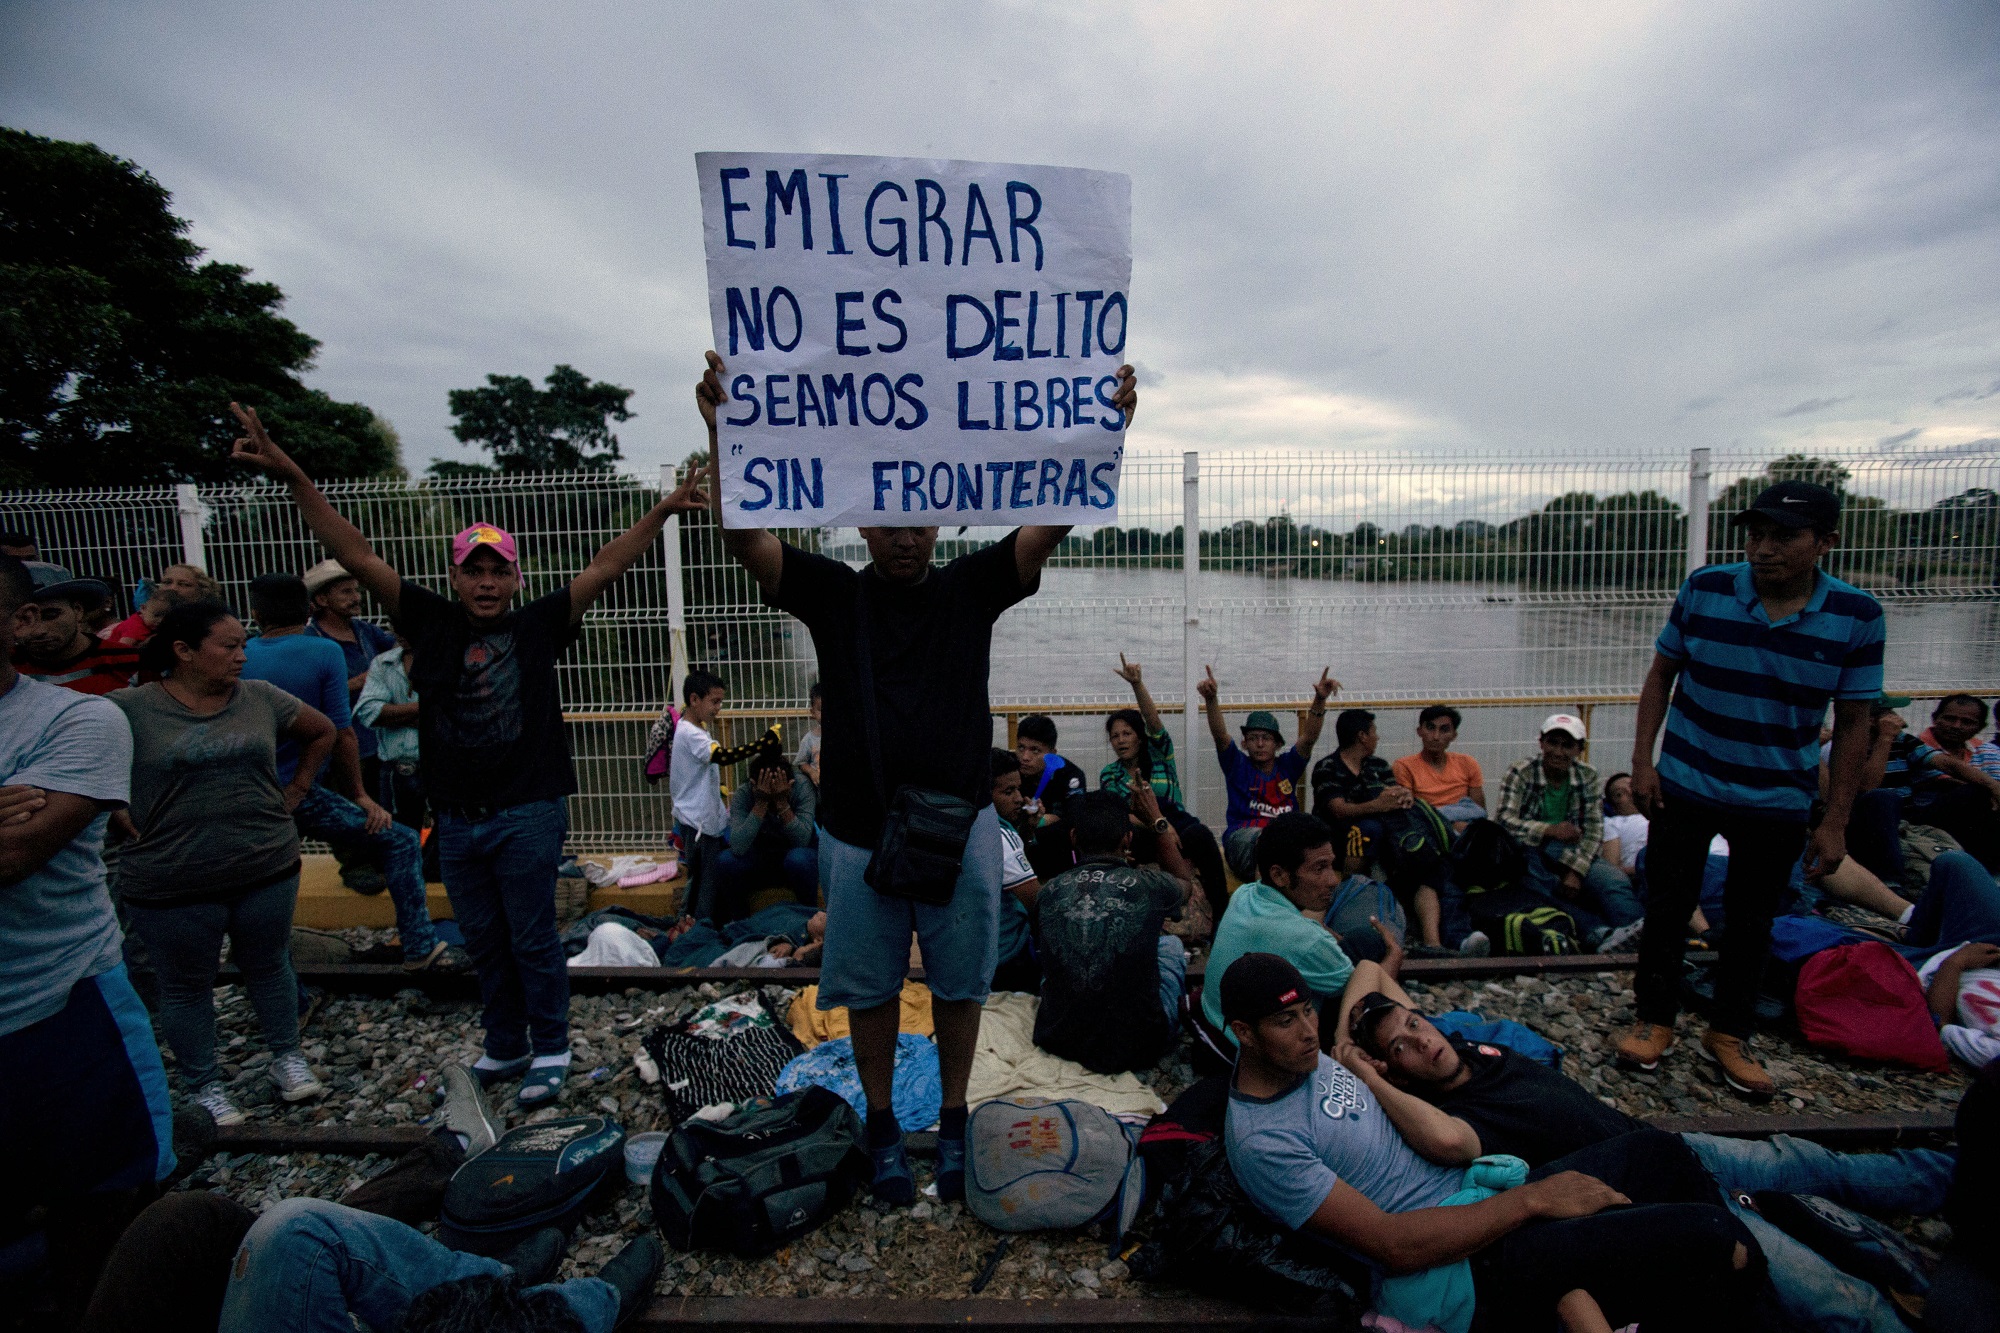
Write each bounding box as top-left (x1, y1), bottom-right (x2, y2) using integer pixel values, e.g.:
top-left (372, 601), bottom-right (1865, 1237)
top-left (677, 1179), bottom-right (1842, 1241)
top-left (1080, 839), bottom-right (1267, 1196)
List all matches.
top-left (1339, 958), bottom-right (1952, 1333)
top-left (1904, 850), bottom-right (2000, 1069)
top-left (1220, 952), bottom-right (1761, 1333)
top-left (1032, 789), bottom-right (1192, 1074)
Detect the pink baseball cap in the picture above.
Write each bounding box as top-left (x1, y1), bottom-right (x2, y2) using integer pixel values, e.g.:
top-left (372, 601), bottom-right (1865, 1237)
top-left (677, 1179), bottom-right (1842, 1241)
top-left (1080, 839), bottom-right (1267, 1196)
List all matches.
top-left (451, 523), bottom-right (518, 567)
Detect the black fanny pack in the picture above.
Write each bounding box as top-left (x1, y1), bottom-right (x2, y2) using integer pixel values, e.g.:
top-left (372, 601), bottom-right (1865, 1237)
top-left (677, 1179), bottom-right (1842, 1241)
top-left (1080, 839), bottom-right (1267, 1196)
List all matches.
top-left (866, 785), bottom-right (977, 905)
top-left (853, 574), bottom-right (978, 906)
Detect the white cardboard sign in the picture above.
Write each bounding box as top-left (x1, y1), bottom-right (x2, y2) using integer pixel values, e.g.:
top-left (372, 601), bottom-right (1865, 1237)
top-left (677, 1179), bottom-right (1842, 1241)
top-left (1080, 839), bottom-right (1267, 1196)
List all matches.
top-left (697, 152), bottom-right (1132, 528)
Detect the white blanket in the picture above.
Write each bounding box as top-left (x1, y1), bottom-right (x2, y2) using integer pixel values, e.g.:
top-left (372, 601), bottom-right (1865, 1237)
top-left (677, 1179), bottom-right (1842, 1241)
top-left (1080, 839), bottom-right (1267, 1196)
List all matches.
top-left (966, 991), bottom-right (1165, 1117)
top-left (567, 920), bottom-right (659, 968)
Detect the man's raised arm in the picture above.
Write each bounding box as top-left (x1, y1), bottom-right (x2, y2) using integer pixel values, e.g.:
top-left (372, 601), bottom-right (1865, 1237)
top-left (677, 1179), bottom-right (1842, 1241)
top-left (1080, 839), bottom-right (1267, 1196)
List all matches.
top-left (696, 352), bottom-right (784, 595)
top-left (230, 403), bottom-right (404, 615)
top-left (1014, 364), bottom-right (1137, 585)
top-left (567, 466), bottom-right (712, 624)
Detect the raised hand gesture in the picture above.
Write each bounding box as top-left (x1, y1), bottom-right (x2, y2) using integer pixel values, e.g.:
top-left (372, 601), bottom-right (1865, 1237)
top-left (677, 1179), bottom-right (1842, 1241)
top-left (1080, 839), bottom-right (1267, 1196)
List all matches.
top-left (229, 402), bottom-right (301, 479)
top-left (1311, 668), bottom-right (1341, 704)
top-left (1113, 653), bottom-right (1143, 686)
top-left (696, 350), bottom-right (726, 432)
top-left (661, 463), bottom-right (712, 515)
top-left (1196, 665), bottom-right (1219, 704)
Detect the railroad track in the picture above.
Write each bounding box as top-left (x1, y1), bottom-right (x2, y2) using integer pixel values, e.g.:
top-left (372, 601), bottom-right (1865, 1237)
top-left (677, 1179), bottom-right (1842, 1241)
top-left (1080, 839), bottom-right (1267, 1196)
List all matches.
top-left (246, 950), bottom-right (1706, 996)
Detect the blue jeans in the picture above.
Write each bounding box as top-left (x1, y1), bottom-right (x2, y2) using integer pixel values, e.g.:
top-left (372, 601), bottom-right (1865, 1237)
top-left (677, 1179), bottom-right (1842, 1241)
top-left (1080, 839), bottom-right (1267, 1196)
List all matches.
top-left (437, 800), bottom-right (571, 1060)
top-left (1905, 851), bottom-right (2000, 960)
top-left (1157, 934), bottom-right (1187, 1034)
top-left (1324, 875), bottom-right (1408, 962)
top-left (817, 806), bottom-right (1001, 1010)
top-left (294, 785), bottom-right (436, 962)
top-left (1520, 841), bottom-right (1644, 937)
top-left (1684, 1132), bottom-right (1955, 1333)
top-left (219, 1197), bottom-right (616, 1333)
top-left (709, 844), bottom-right (819, 919)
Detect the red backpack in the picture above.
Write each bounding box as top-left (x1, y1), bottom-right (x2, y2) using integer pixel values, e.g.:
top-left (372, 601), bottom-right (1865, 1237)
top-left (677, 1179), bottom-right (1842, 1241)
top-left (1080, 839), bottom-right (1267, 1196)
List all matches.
top-left (1794, 941), bottom-right (1948, 1072)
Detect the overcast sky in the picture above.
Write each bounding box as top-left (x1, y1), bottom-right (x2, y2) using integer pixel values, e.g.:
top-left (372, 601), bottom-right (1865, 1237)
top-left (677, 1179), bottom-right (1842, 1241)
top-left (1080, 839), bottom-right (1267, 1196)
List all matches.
top-left (5, 0), bottom-right (1999, 479)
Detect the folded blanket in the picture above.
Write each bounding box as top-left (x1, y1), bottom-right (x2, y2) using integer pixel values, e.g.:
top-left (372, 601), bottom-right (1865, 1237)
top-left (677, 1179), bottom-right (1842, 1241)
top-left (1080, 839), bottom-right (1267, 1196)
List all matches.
top-left (967, 992), bottom-right (1164, 1117)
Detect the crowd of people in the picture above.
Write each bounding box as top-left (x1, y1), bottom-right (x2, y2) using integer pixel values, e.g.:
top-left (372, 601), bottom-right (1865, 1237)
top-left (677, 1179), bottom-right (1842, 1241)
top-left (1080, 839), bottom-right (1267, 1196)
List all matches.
top-left (3, 367), bottom-right (1997, 1331)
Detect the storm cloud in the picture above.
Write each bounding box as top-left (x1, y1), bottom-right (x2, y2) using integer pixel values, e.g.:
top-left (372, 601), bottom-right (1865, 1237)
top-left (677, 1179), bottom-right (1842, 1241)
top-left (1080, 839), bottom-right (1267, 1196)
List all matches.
top-left (4, 0), bottom-right (1998, 473)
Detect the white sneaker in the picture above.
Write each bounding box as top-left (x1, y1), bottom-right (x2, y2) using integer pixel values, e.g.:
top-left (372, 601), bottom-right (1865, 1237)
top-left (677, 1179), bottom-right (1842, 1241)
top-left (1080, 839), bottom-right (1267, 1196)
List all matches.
top-left (1599, 921), bottom-right (1645, 955)
top-left (439, 1064), bottom-right (503, 1157)
top-left (270, 1051), bottom-right (326, 1102)
top-left (192, 1081), bottom-right (247, 1127)
top-left (1458, 930), bottom-right (1491, 957)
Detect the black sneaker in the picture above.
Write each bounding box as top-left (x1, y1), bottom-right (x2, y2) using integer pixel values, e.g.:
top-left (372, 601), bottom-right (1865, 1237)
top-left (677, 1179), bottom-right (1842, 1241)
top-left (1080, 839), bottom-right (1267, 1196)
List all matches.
top-left (598, 1234), bottom-right (664, 1328)
top-left (500, 1226), bottom-right (569, 1288)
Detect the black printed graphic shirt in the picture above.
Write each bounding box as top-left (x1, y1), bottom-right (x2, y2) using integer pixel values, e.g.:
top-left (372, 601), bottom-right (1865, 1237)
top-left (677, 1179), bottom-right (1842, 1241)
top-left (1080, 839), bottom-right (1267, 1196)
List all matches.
top-left (393, 580), bottom-right (581, 811)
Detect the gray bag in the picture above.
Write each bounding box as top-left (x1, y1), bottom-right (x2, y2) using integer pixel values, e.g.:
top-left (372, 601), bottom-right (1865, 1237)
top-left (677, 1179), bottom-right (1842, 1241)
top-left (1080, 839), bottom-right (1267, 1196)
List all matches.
top-left (966, 1097), bottom-right (1145, 1237)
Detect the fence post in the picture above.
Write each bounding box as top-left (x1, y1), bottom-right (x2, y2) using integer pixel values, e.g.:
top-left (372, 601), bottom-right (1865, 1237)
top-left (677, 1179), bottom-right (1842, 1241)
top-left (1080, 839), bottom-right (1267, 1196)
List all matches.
top-left (1686, 447), bottom-right (1712, 577)
top-left (1182, 450), bottom-right (1202, 821)
top-left (660, 464), bottom-right (689, 706)
top-left (174, 483), bottom-right (206, 570)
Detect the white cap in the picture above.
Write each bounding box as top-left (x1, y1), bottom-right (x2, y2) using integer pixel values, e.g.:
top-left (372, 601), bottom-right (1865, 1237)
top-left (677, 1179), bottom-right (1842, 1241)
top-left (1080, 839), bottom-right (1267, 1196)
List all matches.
top-left (302, 558), bottom-right (352, 595)
top-left (1540, 713), bottom-right (1587, 741)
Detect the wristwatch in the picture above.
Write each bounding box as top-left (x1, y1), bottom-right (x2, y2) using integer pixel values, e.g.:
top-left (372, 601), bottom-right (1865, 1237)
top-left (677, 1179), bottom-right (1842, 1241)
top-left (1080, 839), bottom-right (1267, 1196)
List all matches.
top-left (1153, 816), bottom-right (1171, 834)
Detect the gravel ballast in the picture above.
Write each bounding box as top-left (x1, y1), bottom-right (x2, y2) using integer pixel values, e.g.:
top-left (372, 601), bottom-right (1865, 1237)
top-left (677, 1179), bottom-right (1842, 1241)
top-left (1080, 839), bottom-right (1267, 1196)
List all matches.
top-left (168, 955), bottom-right (1969, 1301)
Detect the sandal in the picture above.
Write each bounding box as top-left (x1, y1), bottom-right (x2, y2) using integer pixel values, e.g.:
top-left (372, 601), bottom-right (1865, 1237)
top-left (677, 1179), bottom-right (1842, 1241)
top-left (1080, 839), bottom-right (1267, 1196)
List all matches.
top-left (471, 1056), bottom-right (531, 1090)
top-left (516, 1063), bottom-right (568, 1106)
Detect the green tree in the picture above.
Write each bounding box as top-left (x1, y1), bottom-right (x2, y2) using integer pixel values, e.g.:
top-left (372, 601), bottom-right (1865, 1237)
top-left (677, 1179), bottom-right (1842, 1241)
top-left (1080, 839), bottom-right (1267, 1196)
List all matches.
top-left (0, 127), bottom-right (396, 488)
top-left (439, 365), bottom-right (634, 476)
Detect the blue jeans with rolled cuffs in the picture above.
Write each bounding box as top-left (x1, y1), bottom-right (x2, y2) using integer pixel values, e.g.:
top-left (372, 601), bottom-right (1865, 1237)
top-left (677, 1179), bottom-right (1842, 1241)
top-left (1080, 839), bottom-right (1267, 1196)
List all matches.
top-left (219, 1197), bottom-right (617, 1333)
top-left (436, 799), bottom-right (571, 1060)
top-left (816, 805), bottom-right (1002, 1012)
top-left (293, 784), bottom-right (436, 962)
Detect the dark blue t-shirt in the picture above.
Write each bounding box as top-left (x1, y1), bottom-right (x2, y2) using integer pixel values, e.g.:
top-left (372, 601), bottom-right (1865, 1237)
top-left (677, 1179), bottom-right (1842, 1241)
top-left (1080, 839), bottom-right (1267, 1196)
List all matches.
top-left (1219, 742), bottom-right (1309, 833)
top-left (243, 634), bottom-right (352, 785)
top-left (307, 617), bottom-right (395, 758)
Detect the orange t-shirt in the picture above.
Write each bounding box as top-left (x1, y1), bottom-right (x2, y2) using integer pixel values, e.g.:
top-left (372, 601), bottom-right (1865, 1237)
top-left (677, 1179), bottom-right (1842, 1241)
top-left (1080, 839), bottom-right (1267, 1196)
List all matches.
top-left (1392, 751), bottom-right (1484, 807)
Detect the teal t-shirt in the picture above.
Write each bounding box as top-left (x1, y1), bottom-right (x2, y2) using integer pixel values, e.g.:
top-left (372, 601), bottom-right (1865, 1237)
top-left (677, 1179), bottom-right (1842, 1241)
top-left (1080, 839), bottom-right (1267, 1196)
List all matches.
top-left (1202, 881), bottom-right (1355, 1038)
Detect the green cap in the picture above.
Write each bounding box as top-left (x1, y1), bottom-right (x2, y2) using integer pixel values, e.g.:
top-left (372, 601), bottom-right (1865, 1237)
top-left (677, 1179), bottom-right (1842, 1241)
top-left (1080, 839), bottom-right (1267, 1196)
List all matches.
top-left (1875, 693), bottom-right (1912, 709)
top-left (1242, 710), bottom-right (1285, 742)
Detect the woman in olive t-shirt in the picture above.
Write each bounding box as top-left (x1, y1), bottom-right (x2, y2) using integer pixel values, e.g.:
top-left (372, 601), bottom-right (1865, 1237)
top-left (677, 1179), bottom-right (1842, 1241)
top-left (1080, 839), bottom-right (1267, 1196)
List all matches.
top-left (110, 601), bottom-right (336, 1128)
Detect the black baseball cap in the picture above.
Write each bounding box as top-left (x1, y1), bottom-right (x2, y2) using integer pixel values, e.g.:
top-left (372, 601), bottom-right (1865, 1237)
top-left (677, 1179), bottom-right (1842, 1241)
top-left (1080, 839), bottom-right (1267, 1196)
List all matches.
top-left (1731, 481), bottom-right (1839, 532)
top-left (1349, 991), bottom-right (1408, 1054)
top-left (1219, 953), bottom-right (1309, 1027)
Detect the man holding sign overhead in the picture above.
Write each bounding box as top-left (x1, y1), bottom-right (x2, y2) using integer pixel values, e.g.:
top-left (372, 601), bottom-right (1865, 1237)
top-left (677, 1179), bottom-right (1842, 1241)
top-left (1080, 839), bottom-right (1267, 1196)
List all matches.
top-left (693, 151), bottom-right (1136, 1205)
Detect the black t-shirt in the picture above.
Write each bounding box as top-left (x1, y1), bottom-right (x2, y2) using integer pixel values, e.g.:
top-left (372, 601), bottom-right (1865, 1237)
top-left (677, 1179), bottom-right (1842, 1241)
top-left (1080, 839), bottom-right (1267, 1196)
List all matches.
top-left (1025, 753), bottom-right (1088, 817)
top-left (392, 580), bottom-right (581, 812)
top-left (1032, 855), bottom-right (1184, 1074)
top-left (1428, 1038), bottom-right (1642, 1166)
top-left (1311, 750), bottom-right (1394, 820)
top-left (764, 536), bottom-right (1033, 847)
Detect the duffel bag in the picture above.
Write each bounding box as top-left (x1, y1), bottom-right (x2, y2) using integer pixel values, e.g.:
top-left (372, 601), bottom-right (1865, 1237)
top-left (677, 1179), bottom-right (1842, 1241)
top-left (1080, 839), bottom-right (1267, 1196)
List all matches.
top-left (650, 1085), bottom-right (868, 1258)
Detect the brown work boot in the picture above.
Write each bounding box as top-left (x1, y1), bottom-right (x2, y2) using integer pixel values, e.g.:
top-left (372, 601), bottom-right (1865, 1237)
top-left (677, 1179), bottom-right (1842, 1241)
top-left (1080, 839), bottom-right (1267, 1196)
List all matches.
top-left (1702, 1029), bottom-right (1776, 1100)
top-left (1613, 1022), bottom-right (1676, 1071)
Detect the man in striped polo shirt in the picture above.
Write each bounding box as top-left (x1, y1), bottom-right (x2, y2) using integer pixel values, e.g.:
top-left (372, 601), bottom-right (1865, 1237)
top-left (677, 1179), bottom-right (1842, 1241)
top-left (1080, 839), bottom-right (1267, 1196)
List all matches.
top-left (1616, 481), bottom-right (1884, 1098)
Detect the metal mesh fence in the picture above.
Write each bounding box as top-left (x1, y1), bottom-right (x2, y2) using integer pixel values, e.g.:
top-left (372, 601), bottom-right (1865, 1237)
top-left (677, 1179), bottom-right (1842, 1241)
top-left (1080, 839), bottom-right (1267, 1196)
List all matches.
top-left (6, 446), bottom-right (1995, 847)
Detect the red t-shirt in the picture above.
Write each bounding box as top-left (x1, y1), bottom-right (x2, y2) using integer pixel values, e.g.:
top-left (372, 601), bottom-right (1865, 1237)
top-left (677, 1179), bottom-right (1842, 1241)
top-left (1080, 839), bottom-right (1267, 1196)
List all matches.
top-left (16, 638), bottom-right (143, 695)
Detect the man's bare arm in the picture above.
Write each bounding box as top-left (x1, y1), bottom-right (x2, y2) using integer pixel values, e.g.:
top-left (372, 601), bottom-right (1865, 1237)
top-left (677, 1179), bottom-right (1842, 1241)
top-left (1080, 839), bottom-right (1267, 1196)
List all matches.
top-left (1303, 1173), bottom-right (1623, 1275)
top-left (568, 468), bottom-right (711, 624)
top-left (697, 352), bottom-right (785, 595)
top-left (230, 403), bottom-right (404, 615)
top-left (0, 789), bottom-right (107, 885)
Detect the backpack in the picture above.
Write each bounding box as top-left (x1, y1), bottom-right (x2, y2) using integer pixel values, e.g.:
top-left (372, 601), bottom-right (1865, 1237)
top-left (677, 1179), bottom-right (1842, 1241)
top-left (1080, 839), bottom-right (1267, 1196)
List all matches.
top-left (642, 705), bottom-right (681, 786)
top-left (1376, 799), bottom-right (1453, 892)
top-left (1794, 941), bottom-right (1949, 1072)
top-left (965, 1097), bottom-right (1146, 1238)
top-left (438, 1116), bottom-right (626, 1256)
top-left (1448, 818), bottom-right (1527, 893)
top-left (1126, 1138), bottom-right (1365, 1323)
top-left (649, 1085), bottom-right (869, 1257)
top-left (1467, 887), bottom-right (1580, 956)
